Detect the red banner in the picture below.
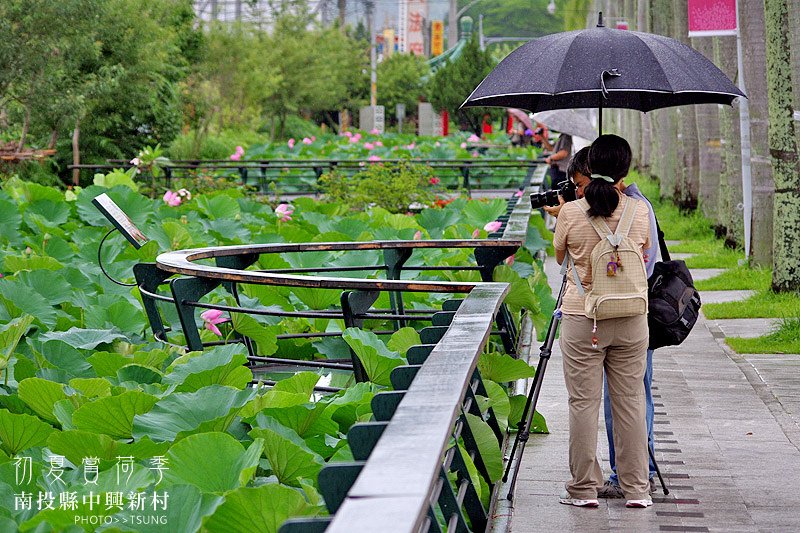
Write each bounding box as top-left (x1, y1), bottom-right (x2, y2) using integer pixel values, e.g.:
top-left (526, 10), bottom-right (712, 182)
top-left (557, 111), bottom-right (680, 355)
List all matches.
top-left (688, 0), bottom-right (737, 37)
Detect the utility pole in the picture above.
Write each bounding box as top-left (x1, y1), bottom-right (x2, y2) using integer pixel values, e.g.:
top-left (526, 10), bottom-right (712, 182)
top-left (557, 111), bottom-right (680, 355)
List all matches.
top-left (366, 0), bottom-right (377, 106)
top-left (338, 0), bottom-right (346, 32)
top-left (449, 0), bottom-right (458, 50)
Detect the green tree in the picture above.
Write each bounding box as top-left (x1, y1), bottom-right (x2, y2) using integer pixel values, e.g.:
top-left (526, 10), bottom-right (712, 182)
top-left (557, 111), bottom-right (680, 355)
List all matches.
top-left (427, 37), bottom-right (497, 134)
top-left (764, 0), bottom-right (800, 291)
top-left (377, 54), bottom-right (429, 121)
top-left (456, 0), bottom-right (565, 38)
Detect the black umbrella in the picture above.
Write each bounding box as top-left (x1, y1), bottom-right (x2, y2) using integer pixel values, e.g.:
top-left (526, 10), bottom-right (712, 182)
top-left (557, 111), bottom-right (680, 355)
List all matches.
top-left (461, 13), bottom-right (745, 132)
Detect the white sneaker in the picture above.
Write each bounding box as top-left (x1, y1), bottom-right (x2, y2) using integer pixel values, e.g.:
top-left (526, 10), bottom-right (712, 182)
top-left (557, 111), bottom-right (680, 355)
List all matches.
top-left (559, 490), bottom-right (599, 507)
top-left (625, 498), bottom-right (653, 508)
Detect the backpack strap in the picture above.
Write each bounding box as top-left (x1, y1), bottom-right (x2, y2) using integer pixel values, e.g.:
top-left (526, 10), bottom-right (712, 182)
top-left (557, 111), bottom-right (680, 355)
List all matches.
top-left (575, 198), bottom-right (614, 240)
top-left (563, 251), bottom-right (585, 296)
top-left (616, 197), bottom-right (639, 238)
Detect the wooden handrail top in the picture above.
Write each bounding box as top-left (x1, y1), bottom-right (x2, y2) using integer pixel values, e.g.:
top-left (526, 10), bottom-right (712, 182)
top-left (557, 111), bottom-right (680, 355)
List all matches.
top-left (71, 159), bottom-right (542, 171)
top-left (156, 239), bottom-right (520, 293)
top-left (326, 282), bottom-right (510, 532)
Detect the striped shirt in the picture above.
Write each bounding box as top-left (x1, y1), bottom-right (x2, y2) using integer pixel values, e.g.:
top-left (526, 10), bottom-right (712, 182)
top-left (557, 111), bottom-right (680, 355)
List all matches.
top-left (553, 195), bottom-right (652, 316)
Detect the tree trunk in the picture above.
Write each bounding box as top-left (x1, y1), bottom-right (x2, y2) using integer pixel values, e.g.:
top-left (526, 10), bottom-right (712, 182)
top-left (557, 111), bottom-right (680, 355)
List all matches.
top-left (649, 0), bottom-right (678, 200)
top-left (692, 36), bottom-right (723, 220)
top-left (47, 130), bottom-right (58, 150)
top-left (764, 0), bottom-right (800, 291)
top-left (713, 37), bottom-right (743, 246)
top-left (16, 106), bottom-right (30, 154)
top-left (637, 0), bottom-right (652, 174)
top-left (673, 1), bottom-right (700, 210)
top-left (741, 0), bottom-right (774, 266)
top-left (338, 0), bottom-right (346, 32)
top-left (72, 119), bottom-right (81, 187)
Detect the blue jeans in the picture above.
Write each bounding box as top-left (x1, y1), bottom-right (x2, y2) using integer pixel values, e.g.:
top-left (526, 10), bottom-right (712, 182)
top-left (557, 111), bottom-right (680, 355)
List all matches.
top-left (604, 348), bottom-right (655, 484)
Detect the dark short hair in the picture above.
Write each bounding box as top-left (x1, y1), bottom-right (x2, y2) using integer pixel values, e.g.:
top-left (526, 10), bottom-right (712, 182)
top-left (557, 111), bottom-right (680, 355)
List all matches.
top-left (568, 147), bottom-right (591, 179)
top-left (584, 135), bottom-right (632, 218)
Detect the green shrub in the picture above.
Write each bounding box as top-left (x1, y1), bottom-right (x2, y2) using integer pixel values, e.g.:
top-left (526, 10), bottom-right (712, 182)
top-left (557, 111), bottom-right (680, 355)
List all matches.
top-left (280, 115), bottom-right (324, 141)
top-left (319, 161), bottom-right (438, 213)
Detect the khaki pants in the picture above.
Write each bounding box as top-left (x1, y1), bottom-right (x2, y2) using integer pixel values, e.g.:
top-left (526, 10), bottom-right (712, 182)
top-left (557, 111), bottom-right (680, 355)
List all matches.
top-left (560, 313), bottom-right (649, 500)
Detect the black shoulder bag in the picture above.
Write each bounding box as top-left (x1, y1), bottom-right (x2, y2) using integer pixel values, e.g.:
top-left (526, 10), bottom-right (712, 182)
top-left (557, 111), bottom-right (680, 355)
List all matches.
top-left (648, 221), bottom-right (702, 350)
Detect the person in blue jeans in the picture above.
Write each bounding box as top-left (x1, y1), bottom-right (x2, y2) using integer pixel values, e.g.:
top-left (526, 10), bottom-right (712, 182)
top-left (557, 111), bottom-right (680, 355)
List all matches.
top-left (545, 149), bottom-right (660, 498)
top-left (599, 179), bottom-right (660, 498)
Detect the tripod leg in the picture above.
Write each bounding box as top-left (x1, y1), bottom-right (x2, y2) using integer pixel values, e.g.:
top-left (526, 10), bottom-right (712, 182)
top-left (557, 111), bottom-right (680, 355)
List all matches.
top-left (648, 443), bottom-right (669, 495)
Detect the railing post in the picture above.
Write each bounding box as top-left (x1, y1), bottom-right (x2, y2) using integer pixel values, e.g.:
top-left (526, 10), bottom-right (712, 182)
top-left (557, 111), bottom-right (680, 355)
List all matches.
top-left (460, 163), bottom-right (471, 196)
top-left (383, 248), bottom-right (413, 329)
top-left (132, 263), bottom-right (173, 342)
top-left (164, 166), bottom-right (173, 190)
top-left (341, 289), bottom-right (380, 382)
top-left (475, 245), bottom-right (520, 355)
top-left (169, 277), bottom-right (222, 351)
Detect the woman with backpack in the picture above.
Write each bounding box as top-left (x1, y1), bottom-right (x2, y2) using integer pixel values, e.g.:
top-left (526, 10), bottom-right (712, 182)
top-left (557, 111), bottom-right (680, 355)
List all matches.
top-left (552, 134), bottom-right (653, 509)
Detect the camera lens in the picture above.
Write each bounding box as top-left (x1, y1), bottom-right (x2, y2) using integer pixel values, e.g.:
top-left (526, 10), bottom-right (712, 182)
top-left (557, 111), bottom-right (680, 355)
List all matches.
top-left (530, 190), bottom-right (560, 209)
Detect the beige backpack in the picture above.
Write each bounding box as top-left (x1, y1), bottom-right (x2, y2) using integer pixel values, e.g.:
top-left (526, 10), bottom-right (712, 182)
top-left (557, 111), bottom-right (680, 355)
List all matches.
top-left (569, 197), bottom-right (648, 322)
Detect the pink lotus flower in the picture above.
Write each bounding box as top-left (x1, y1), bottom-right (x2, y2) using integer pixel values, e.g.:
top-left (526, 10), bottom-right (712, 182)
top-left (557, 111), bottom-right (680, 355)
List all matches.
top-left (375, 141), bottom-right (383, 147)
top-left (429, 177), bottom-right (440, 185)
top-left (515, 190), bottom-right (523, 197)
top-left (200, 309), bottom-right (227, 336)
top-left (275, 203), bottom-right (294, 222)
top-left (368, 155), bottom-right (381, 162)
top-left (287, 138), bottom-right (295, 149)
top-left (471, 151), bottom-right (479, 158)
top-left (413, 230), bottom-right (422, 240)
top-left (467, 134), bottom-right (480, 142)
top-left (344, 131), bottom-right (353, 138)
top-left (177, 188), bottom-right (192, 200)
top-left (460, 142), bottom-right (467, 149)
top-left (230, 145), bottom-right (245, 160)
top-left (302, 137), bottom-right (313, 144)
top-left (435, 141), bottom-right (441, 147)
top-left (130, 157), bottom-right (141, 166)
top-left (370, 128), bottom-right (380, 135)
top-left (363, 142), bottom-right (375, 150)
top-left (406, 143), bottom-right (415, 150)
top-left (311, 136), bottom-right (316, 141)
top-left (505, 255), bottom-right (515, 266)
top-left (472, 228), bottom-right (481, 238)
top-left (163, 190), bottom-right (181, 207)
top-left (484, 221), bottom-right (503, 232)
top-left (349, 136), bottom-right (360, 144)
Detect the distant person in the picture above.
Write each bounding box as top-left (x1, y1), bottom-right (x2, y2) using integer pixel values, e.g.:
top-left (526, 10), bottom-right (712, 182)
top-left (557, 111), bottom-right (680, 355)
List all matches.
top-left (531, 122), bottom-right (549, 148)
top-left (481, 113), bottom-right (493, 137)
top-left (542, 132), bottom-right (573, 190)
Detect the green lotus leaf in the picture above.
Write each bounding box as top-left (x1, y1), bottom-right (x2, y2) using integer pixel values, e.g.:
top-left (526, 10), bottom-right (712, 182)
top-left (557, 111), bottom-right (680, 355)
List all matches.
top-left (68, 377), bottom-right (112, 398)
top-left (0, 196), bottom-right (22, 244)
top-left (84, 298), bottom-right (148, 334)
top-left (0, 409), bottom-right (55, 454)
top-left (260, 403), bottom-right (339, 439)
top-left (163, 344), bottom-right (251, 392)
top-left (0, 315), bottom-right (34, 366)
top-left (272, 372), bottom-right (320, 397)
top-left (417, 208), bottom-right (463, 239)
top-left (18, 377), bottom-right (67, 424)
top-left (0, 280), bottom-right (58, 327)
top-left (231, 314), bottom-right (279, 356)
top-left (72, 390), bottom-right (158, 439)
top-left (39, 327), bottom-right (129, 350)
top-left (33, 339), bottom-right (94, 379)
top-left (249, 417), bottom-right (324, 485)
top-left (2, 254), bottom-right (64, 273)
top-left (15, 270), bottom-right (72, 306)
top-left (492, 265), bottom-right (539, 314)
top-left (26, 199), bottom-right (70, 226)
top-left (108, 484), bottom-right (223, 533)
top-left (47, 429), bottom-right (170, 465)
top-left (386, 327), bottom-right (422, 356)
top-left (465, 412), bottom-right (503, 483)
top-left (342, 327), bottom-right (405, 387)
top-left (195, 194), bottom-right (240, 220)
top-left (87, 351), bottom-right (131, 377)
top-left (478, 352), bottom-right (536, 383)
top-left (481, 380), bottom-right (511, 433)
top-left (203, 483), bottom-right (319, 533)
top-left (164, 432), bottom-right (263, 493)
top-left (116, 364), bottom-right (163, 385)
top-left (132, 385), bottom-right (256, 442)
top-left (463, 198), bottom-right (507, 226)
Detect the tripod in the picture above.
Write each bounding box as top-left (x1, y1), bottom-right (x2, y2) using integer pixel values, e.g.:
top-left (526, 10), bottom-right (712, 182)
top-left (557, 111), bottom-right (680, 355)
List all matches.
top-left (503, 273), bottom-right (669, 500)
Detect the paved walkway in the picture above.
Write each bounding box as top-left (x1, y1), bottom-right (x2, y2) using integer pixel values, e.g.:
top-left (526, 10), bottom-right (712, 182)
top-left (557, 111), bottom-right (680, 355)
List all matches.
top-left (503, 256), bottom-right (800, 533)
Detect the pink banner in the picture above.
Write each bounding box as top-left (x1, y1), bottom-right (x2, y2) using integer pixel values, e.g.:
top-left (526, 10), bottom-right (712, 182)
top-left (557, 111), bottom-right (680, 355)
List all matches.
top-left (688, 0), bottom-right (737, 36)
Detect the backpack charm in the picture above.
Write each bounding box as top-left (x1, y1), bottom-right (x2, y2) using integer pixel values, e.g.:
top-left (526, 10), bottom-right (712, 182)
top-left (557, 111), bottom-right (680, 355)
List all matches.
top-left (607, 249), bottom-right (623, 276)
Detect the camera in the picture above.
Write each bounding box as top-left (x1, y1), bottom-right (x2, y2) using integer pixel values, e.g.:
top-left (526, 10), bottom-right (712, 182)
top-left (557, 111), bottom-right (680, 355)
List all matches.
top-left (530, 180), bottom-right (578, 209)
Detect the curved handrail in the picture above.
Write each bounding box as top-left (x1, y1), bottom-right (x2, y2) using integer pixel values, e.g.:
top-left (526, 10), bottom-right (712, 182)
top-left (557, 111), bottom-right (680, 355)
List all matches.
top-left (156, 239), bottom-right (521, 293)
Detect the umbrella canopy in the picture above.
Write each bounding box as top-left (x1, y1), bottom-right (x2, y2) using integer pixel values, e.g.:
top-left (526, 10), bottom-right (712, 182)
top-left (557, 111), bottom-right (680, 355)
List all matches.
top-left (532, 109), bottom-right (596, 141)
top-left (507, 108), bottom-right (533, 130)
top-left (462, 16), bottom-right (745, 115)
